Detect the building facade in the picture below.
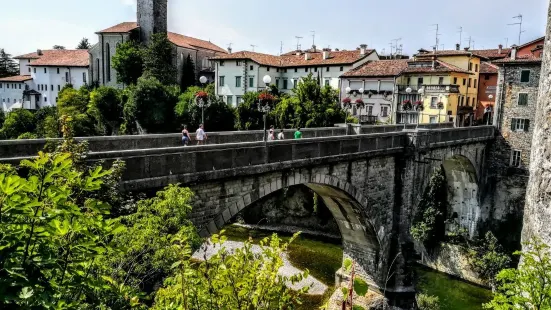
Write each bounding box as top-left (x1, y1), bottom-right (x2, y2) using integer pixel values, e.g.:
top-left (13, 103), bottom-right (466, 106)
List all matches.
top-left (89, 0), bottom-right (226, 88)
top-left (0, 49), bottom-right (89, 111)
top-left (476, 62), bottom-right (499, 124)
top-left (340, 60), bottom-right (408, 124)
top-left (211, 46), bottom-right (379, 106)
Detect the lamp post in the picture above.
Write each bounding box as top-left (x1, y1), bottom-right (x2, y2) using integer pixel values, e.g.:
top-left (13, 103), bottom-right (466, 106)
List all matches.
top-left (417, 87), bottom-right (425, 128)
top-left (358, 87), bottom-right (364, 118)
top-left (197, 75), bottom-right (210, 125)
top-left (344, 87), bottom-right (352, 134)
top-left (403, 87), bottom-right (412, 128)
top-left (486, 94), bottom-right (494, 125)
top-left (438, 94), bottom-right (444, 124)
top-left (259, 75), bottom-right (272, 144)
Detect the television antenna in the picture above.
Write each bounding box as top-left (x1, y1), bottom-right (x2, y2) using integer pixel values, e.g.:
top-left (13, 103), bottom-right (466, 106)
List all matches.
top-left (279, 41), bottom-right (283, 55)
top-left (295, 36), bottom-right (303, 50)
top-left (463, 36), bottom-right (473, 48)
top-left (310, 31), bottom-right (316, 47)
top-left (432, 24), bottom-right (441, 50)
top-left (457, 26), bottom-right (463, 49)
top-left (250, 44), bottom-right (256, 52)
top-left (504, 38), bottom-right (509, 48)
top-left (508, 14), bottom-right (525, 45)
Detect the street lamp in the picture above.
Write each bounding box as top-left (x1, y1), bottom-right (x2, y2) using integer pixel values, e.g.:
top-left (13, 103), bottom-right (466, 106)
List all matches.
top-left (358, 88), bottom-right (364, 116)
top-left (196, 75), bottom-right (211, 125)
top-left (259, 75), bottom-right (273, 143)
top-left (417, 87), bottom-right (425, 127)
top-left (486, 94), bottom-right (494, 125)
top-left (199, 75), bottom-right (208, 85)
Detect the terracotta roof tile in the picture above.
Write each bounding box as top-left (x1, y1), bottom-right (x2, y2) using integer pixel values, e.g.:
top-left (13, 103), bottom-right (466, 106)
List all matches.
top-left (96, 22), bottom-right (139, 33)
top-left (402, 60), bottom-right (471, 74)
top-left (341, 60), bottom-right (409, 77)
top-left (480, 62), bottom-right (499, 74)
top-left (0, 75), bottom-right (33, 82)
top-left (415, 49), bottom-right (488, 60)
top-left (27, 50), bottom-right (89, 67)
top-left (14, 52), bottom-right (42, 59)
top-left (518, 36), bottom-right (545, 49)
top-left (493, 54), bottom-right (542, 64)
top-left (168, 32), bottom-right (227, 53)
top-left (471, 48), bottom-right (511, 60)
top-left (212, 49), bottom-right (374, 67)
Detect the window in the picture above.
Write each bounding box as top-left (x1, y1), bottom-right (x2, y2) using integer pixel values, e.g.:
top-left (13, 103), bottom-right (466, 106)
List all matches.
top-left (219, 76), bottom-right (225, 86)
top-left (326, 67), bottom-right (330, 72)
top-left (284, 68), bottom-right (288, 73)
top-left (236, 61), bottom-right (242, 66)
top-left (314, 67), bottom-right (318, 72)
top-left (367, 106), bottom-right (373, 115)
top-left (474, 79), bottom-right (477, 88)
top-left (510, 150), bottom-right (522, 167)
top-left (381, 106), bottom-right (389, 117)
top-left (236, 96), bottom-right (242, 105)
top-left (521, 70), bottom-right (530, 82)
top-left (83, 72), bottom-right (87, 84)
top-left (58, 85), bottom-right (60, 91)
top-left (453, 77), bottom-right (457, 84)
top-left (33, 68), bottom-right (36, 73)
top-left (57, 68), bottom-right (60, 74)
top-left (249, 65), bottom-right (253, 70)
top-left (283, 79), bottom-right (288, 89)
top-left (463, 78), bottom-right (466, 85)
top-left (295, 68), bottom-right (298, 73)
top-left (469, 62), bottom-right (473, 71)
top-left (293, 79), bottom-right (297, 88)
top-left (28, 68), bottom-right (30, 73)
top-left (518, 93), bottom-right (529, 105)
top-left (460, 96), bottom-right (464, 106)
top-left (51, 85), bottom-right (53, 91)
top-left (220, 61), bottom-right (225, 66)
top-left (65, 72), bottom-right (69, 83)
top-left (44, 97), bottom-right (47, 102)
top-left (249, 77), bottom-right (254, 87)
top-left (340, 66), bottom-right (344, 71)
top-left (438, 77), bottom-right (444, 85)
top-left (277, 68), bottom-right (280, 72)
top-left (485, 74), bottom-right (490, 80)
top-left (276, 79), bottom-right (280, 88)
top-left (468, 78), bottom-right (471, 87)
top-left (407, 77), bottom-right (411, 85)
top-left (475, 64), bottom-right (479, 72)
top-left (417, 77), bottom-right (424, 85)
top-left (325, 79), bottom-right (330, 86)
top-left (430, 116), bottom-right (437, 123)
top-left (511, 118), bottom-right (530, 132)
top-left (105, 43), bottom-right (111, 82)
top-left (430, 97), bottom-right (438, 108)
top-left (305, 68), bottom-right (308, 72)
top-left (266, 66), bottom-right (270, 71)
top-left (19, 84), bottom-right (21, 90)
top-left (0, 83), bottom-right (2, 88)
top-left (227, 96), bottom-right (233, 106)
top-left (235, 76), bottom-right (241, 87)
top-left (44, 68), bottom-right (47, 73)
top-left (96, 59), bottom-right (100, 81)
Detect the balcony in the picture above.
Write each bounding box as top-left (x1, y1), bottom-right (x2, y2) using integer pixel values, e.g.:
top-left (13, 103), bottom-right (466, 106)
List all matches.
top-left (458, 105), bottom-right (475, 114)
top-left (358, 115), bottom-right (378, 124)
top-left (397, 84), bottom-right (459, 93)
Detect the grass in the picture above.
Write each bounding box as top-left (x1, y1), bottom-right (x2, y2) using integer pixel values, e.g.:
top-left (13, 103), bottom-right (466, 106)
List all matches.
top-left (415, 265), bottom-right (493, 310)
top-left (222, 224), bottom-right (342, 309)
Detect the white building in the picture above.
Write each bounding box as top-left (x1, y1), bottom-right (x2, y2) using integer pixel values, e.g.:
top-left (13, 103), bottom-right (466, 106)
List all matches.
top-left (0, 49), bottom-right (89, 111)
top-left (211, 45), bottom-right (379, 106)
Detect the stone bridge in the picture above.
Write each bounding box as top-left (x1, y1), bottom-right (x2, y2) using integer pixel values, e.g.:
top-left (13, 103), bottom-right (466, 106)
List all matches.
top-left (0, 124), bottom-right (494, 306)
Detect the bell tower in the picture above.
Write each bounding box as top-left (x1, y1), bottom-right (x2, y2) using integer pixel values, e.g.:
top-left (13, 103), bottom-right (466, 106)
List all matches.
top-left (137, 0), bottom-right (168, 44)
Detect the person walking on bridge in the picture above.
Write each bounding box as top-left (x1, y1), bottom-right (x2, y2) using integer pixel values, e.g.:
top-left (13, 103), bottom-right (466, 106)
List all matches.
top-left (278, 129), bottom-right (285, 140)
top-left (196, 124), bottom-right (207, 145)
top-left (294, 128), bottom-right (302, 139)
top-left (268, 125), bottom-right (275, 141)
top-left (181, 125), bottom-right (190, 146)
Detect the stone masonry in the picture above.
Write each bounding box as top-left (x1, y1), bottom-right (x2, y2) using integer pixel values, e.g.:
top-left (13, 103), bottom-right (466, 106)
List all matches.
top-left (137, 0), bottom-right (168, 45)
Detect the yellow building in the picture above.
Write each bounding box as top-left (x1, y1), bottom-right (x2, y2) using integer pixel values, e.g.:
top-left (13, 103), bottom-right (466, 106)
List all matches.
top-left (395, 49), bottom-right (484, 126)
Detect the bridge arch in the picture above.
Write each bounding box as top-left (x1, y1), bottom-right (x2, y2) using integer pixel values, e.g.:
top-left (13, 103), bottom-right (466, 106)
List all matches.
top-left (196, 172), bottom-right (386, 288)
top-left (441, 154), bottom-right (480, 238)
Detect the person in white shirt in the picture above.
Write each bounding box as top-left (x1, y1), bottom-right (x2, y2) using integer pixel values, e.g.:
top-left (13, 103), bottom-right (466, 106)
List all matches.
top-left (196, 124), bottom-right (207, 145)
top-left (277, 129), bottom-right (285, 140)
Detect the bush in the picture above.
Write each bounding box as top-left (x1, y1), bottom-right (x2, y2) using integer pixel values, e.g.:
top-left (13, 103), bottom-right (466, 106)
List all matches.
top-left (88, 86), bottom-right (124, 135)
top-left (467, 232), bottom-right (511, 286)
top-left (0, 109), bottom-right (36, 139)
top-left (35, 106), bottom-right (59, 138)
top-left (417, 293), bottom-right (440, 310)
top-left (16, 132), bottom-right (38, 139)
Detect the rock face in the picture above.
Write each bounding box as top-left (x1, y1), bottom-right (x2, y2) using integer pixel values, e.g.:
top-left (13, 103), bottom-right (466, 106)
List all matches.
top-left (238, 185), bottom-right (340, 237)
top-left (522, 4), bottom-right (551, 248)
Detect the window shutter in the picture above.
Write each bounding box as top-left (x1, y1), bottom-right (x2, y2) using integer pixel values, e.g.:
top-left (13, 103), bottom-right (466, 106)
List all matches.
top-left (511, 118), bottom-right (516, 130)
top-left (525, 119), bottom-right (530, 132)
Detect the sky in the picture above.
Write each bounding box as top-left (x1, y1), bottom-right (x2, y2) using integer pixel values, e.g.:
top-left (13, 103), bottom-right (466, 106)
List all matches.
top-left (0, 0), bottom-right (548, 58)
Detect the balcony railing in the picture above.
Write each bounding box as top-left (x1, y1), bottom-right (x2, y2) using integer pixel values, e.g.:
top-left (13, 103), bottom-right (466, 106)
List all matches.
top-left (397, 84), bottom-right (459, 93)
top-left (358, 115), bottom-right (378, 124)
top-left (458, 105), bottom-right (475, 114)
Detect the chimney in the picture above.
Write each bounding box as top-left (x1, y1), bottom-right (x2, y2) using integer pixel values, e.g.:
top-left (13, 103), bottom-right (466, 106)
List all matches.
top-left (37, 49), bottom-right (43, 56)
top-left (511, 45), bottom-right (518, 60)
top-left (456, 43), bottom-right (460, 51)
top-left (360, 44), bottom-right (368, 55)
top-left (304, 52), bottom-right (312, 60)
top-left (295, 50), bottom-right (302, 56)
top-left (464, 47), bottom-right (470, 51)
top-left (322, 48), bottom-right (330, 60)
top-left (227, 46), bottom-right (232, 54)
top-left (312, 44), bottom-right (317, 52)
top-left (335, 48), bottom-right (340, 51)
top-left (432, 46), bottom-right (436, 69)
top-left (498, 44), bottom-right (503, 54)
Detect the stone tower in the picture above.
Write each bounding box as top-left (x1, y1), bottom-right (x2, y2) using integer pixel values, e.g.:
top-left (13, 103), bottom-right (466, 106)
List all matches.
top-left (137, 0), bottom-right (168, 44)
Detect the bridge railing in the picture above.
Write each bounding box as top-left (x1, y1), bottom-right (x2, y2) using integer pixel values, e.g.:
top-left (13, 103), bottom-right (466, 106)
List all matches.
top-left (426, 126), bottom-right (495, 146)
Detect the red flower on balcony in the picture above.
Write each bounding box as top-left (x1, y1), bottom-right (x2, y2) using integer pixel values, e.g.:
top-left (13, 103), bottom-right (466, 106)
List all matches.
top-left (355, 99), bottom-right (365, 108)
top-left (402, 99), bottom-right (411, 105)
top-left (342, 97), bottom-right (352, 104)
top-left (414, 100), bottom-right (423, 105)
top-left (195, 91), bottom-right (208, 99)
top-left (402, 99), bottom-right (413, 111)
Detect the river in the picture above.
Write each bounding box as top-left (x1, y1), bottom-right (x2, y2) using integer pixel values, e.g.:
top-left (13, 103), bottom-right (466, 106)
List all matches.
top-left (222, 224), bottom-right (492, 309)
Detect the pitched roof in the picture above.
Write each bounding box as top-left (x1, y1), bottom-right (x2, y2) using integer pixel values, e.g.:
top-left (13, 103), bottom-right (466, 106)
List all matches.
top-left (0, 75), bottom-right (33, 82)
top-left (518, 36), bottom-right (545, 49)
top-left (493, 54), bottom-right (542, 64)
top-left (471, 48), bottom-right (511, 60)
top-left (341, 60), bottom-right (409, 77)
top-left (402, 60), bottom-right (471, 74)
top-left (415, 49), bottom-right (488, 60)
top-left (26, 50), bottom-right (89, 67)
top-left (479, 62), bottom-right (499, 74)
top-left (96, 22), bottom-right (139, 34)
top-left (212, 49), bottom-right (375, 67)
top-left (14, 52), bottom-right (42, 59)
top-left (167, 32), bottom-right (227, 53)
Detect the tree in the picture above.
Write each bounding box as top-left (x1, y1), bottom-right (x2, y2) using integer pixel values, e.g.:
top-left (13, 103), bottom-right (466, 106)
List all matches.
top-left (88, 86), bottom-right (124, 135)
top-left (112, 40), bottom-right (144, 85)
top-left (484, 238), bottom-right (551, 309)
top-left (53, 45), bottom-right (66, 50)
top-left (180, 54), bottom-right (196, 91)
top-left (0, 152), bottom-right (130, 308)
top-left (0, 48), bottom-right (18, 78)
top-left (124, 76), bottom-right (179, 133)
top-left (467, 232), bottom-right (512, 287)
top-left (76, 37), bottom-right (91, 49)
top-left (143, 33), bottom-right (177, 85)
top-left (152, 232), bottom-right (308, 309)
top-left (0, 109), bottom-right (36, 139)
top-left (57, 85), bottom-right (96, 136)
top-left (35, 106), bottom-right (59, 138)
top-left (235, 91), bottom-right (270, 130)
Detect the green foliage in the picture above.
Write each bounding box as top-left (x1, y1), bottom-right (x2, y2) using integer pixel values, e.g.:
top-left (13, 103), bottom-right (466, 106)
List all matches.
top-left (484, 238), bottom-right (551, 310)
top-left (125, 76), bottom-right (179, 133)
top-left (0, 109), bottom-right (36, 139)
top-left (0, 48), bottom-right (18, 78)
top-left (417, 293), bottom-right (440, 310)
top-left (410, 167), bottom-right (447, 248)
top-left (17, 132), bottom-right (38, 139)
top-left (76, 37), bottom-right (92, 49)
top-left (88, 86), bottom-right (124, 135)
top-left (153, 232), bottom-right (308, 309)
top-left (0, 151), bottom-right (129, 308)
top-left (112, 40), bottom-right (144, 85)
top-left (235, 91), bottom-right (269, 130)
top-left (53, 45), bottom-right (65, 50)
top-left (57, 85), bottom-right (97, 137)
top-left (0, 109), bottom-right (5, 128)
top-left (467, 232), bottom-right (511, 286)
top-left (143, 33), bottom-right (176, 85)
top-left (341, 257), bottom-right (370, 310)
top-left (175, 84), bottom-right (235, 131)
top-left (35, 106), bottom-right (59, 138)
top-left (180, 53), bottom-right (196, 91)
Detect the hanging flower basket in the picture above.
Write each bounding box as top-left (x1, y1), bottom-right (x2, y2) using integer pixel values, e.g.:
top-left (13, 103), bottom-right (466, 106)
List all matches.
top-left (414, 101), bottom-right (424, 111)
top-left (342, 97), bottom-right (352, 104)
top-left (258, 92), bottom-right (275, 105)
top-left (355, 99), bottom-right (365, 108)
top-left (437, 102), bottom-right (444, 109)
top-left (195, 91), bottom-right (208, 100)
top-left (402, 100), bottom-right (413, 111)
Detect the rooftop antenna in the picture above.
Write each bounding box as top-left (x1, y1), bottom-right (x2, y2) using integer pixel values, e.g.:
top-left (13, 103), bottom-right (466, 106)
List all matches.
top-left (228, 42), bottom-right (233, 49)
top-left (295, 36), bottom-right (303, 50)
top-left (432, 24), bottom-right (441, 50)
top-left (280, 41), bottom-right (283, 55)
top-left (441, 44), bottom-right (445, 50)
top-left (464, 36), bottom-right (472, 48)
top-left (389, 42), bottom-right (394, 58)
top-left (505, 38), bottom-right (509, 48)
top-left (250, 44), bottom-right (256, 52)
top-left (310, 31), bottom-right (316, 47)
top-left (508, 14), bottom-right (525, 45)
top-left (458, 26), bottom-right (463, 49)
top-left (472, 40), bottom-right (475, 49)
top-left (392, 38), bottom-right (402, 58)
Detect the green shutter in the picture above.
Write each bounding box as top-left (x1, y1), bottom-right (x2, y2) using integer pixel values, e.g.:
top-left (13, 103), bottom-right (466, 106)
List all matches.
top-left (525, 119), bottom-right (530, 132)
top-left (518, 93), bottom-right (528, 106)
top-left (511, 118), bottom-right (516, 130)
